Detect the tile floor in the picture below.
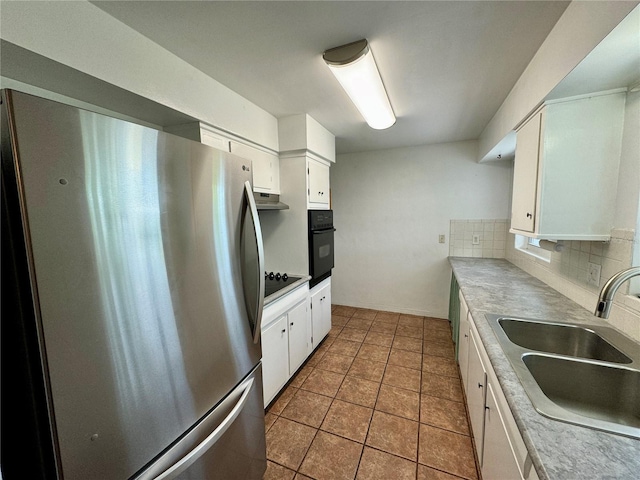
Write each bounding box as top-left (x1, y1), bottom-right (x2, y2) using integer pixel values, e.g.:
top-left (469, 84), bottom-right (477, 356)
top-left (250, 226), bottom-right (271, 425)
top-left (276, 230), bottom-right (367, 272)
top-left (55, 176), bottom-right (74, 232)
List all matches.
top-left (263, 305), bottom-right (480, 480)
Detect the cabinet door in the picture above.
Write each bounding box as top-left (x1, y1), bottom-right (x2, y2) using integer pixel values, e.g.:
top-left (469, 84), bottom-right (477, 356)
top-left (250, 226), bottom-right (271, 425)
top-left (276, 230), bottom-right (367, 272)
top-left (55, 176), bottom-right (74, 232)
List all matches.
top-left (320, 282), bottom-right (332, 340)
top-left (231, 141), bottom-right (280, 194)
top-left (482, 382), bottom-right (523, 480)
top-left (511, 111), bottom-right (541, 233)
top-left (316, 282), bottom-right (332, 343)
top-left (308, 159), bottom-right (330, 205)
top-left (287, 301), bottom-right (309, 375)
top-left (467, 332), bottom-right (487, 465)
top-left (310, 288), bottom-right (322, 350)
top-left (201, 130), bottom-right (231, 152)
top-left (310, 282), bottom-right (332, 350)
top-left (458, 293), bottom-right (471, 390)
top-left (261, 315), bottom-right (289, 407)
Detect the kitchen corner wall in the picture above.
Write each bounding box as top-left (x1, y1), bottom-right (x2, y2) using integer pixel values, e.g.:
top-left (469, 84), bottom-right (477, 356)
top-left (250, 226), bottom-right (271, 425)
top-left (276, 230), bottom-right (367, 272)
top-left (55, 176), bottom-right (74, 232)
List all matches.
top-left (331, 140), bottom-right (512, 318)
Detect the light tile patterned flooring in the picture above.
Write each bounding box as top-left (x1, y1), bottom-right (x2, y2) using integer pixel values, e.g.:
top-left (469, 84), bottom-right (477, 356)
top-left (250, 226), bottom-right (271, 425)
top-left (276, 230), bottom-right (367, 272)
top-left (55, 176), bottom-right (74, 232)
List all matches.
top-left (263, 305), bottom-right (479, 480)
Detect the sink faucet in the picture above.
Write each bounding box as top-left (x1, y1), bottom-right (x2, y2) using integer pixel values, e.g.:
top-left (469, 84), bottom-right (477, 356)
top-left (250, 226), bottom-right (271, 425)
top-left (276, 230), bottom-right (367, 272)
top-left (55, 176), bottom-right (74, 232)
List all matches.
top-left (594, 266), bottom-right (640, 318)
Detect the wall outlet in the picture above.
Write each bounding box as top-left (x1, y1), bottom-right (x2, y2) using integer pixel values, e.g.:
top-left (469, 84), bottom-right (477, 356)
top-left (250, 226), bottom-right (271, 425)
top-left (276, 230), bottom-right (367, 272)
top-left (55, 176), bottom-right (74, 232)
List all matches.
top-left (472, 234), bottom-right (480, 245)
top-left (439, 234), bottom-right (445, 244)
top-left (587, 262), bottom-right (601, 287)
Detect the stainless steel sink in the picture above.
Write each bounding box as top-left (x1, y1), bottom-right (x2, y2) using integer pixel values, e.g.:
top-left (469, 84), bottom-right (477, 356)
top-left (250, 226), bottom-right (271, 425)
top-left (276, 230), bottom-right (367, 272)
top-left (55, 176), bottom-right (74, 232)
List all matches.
top-left (498, 318), bottom-right (632, 363)
top-left (486, 314), bottom-right (640, 439)
top-left (522, 354), bottom-right (640, 437)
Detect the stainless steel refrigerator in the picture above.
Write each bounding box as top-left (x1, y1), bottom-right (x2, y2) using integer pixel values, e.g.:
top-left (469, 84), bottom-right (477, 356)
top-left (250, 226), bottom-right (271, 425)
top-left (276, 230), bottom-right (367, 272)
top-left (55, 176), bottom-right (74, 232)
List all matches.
top-left (1, 90), bottom-right (267, 479)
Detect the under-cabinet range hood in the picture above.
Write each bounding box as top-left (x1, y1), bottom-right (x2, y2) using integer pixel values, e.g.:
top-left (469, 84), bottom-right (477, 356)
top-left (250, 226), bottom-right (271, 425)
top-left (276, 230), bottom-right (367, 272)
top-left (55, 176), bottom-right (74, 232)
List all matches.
top-left (254, 192), bottom-right (289, 210)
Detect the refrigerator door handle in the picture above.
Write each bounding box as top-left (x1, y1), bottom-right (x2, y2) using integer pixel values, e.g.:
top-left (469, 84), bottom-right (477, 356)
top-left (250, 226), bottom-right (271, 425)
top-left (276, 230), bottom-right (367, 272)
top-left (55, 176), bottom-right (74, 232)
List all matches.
top-left (149, 377), bottom-right (255, 480)
top-left (244, 181), bottom-right (265, 344)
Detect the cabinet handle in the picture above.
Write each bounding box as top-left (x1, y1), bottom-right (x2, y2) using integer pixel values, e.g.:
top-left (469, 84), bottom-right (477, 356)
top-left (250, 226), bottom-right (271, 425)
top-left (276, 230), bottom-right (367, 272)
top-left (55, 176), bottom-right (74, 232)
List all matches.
top-left (526, 213), bottom-right (533, 219)
top-left (478, 383), bottom-right (483, 389)
top-left (290, 322), bottom-right (294, 327)
top-left (281, 329), bottom-right (286, 334)
top-left (464, 334), bottom-right (468, 338)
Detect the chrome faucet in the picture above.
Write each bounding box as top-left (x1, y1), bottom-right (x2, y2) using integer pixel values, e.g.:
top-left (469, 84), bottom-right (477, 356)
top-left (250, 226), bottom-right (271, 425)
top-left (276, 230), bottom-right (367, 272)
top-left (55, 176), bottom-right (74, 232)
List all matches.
top-left (594, 266), bottom-right (640, 318)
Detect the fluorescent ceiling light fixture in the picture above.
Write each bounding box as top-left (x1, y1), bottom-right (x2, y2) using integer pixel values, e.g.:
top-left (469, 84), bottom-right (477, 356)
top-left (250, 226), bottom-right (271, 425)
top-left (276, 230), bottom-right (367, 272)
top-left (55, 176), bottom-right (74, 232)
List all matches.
top-left (323, 39), bottom-right (396, 130)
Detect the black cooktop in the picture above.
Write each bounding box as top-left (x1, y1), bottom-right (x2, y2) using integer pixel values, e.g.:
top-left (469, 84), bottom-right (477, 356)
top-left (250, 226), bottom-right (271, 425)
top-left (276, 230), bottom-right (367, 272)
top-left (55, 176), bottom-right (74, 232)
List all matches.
top-left (265, 272), bottom-right (302, 297)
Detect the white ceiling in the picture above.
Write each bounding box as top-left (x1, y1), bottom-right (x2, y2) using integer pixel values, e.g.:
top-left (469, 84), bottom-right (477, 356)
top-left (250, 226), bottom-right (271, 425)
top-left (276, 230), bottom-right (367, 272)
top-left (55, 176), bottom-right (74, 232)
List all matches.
top-left (92, 1), bottom-right (570, 154)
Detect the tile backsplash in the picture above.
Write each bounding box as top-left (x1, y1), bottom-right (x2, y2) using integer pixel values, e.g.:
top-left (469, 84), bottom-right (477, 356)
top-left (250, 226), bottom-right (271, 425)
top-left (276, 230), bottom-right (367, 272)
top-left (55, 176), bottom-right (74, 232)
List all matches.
top-left (448, 220), bottom-right (639, 341)
top-left (449, 219), bottom-right (508, 259)
top-left (506, 227), bottom-right (640, 341)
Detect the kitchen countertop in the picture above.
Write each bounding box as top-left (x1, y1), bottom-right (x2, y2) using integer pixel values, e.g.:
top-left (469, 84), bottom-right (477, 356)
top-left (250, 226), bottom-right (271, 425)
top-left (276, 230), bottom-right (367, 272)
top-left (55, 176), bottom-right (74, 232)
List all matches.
top-left (449, 257), bottom-right (639, 480)
top-left (264, 275), bottom-right (311, 305)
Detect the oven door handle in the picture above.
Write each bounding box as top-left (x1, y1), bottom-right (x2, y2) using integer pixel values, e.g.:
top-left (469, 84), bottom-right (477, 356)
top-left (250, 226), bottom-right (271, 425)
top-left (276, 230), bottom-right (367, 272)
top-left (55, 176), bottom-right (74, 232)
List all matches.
top-left (312, 228), bottom-right (336, 234)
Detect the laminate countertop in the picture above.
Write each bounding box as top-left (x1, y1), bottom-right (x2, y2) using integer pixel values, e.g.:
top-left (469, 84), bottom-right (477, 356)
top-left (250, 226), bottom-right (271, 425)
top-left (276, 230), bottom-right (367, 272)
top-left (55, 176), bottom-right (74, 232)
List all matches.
top-left (449, 257), bottom-right (639, 480)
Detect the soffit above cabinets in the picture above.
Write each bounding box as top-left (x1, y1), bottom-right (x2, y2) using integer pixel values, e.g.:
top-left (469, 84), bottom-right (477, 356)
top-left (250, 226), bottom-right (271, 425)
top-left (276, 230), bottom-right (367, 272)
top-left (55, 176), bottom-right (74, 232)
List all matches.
top-left (90, 1), bottom-right (569, 154)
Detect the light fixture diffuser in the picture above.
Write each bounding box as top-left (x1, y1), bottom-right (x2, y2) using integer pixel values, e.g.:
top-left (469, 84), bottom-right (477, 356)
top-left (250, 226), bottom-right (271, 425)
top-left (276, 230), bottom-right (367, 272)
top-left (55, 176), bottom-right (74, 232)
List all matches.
top-left (323, 39), bottom-right (396, 130)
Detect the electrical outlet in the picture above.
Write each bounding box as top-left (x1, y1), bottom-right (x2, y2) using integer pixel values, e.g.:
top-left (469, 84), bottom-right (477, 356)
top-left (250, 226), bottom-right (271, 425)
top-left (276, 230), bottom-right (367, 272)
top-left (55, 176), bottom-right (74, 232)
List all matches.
top-left (472, 234), bottom-right (480, 245)
top-left (439, 234), bottom-right (445, 244)
top-left (587, 262), bottom-right (601, 287)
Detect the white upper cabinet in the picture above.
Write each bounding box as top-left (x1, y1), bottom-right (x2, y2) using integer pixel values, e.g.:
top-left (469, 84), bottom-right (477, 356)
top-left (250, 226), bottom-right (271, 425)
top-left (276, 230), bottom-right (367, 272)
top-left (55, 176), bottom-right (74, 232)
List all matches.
top-left (230, 141), bottom-right (280, 194)
top-left (278, 114), bottom-right (336, 163)
top-left (307, 157), bottom-right (330, 208)
top-left (511, 113), bottom-right (541, 233)
top-left (165, 122), bottom-right (232, 152)
top-left (510, 90), bottom-right (625, 240)
top-left (165, 121), bottom-right (280, 194)
top-left (278, 114), bottom-right (334, 211)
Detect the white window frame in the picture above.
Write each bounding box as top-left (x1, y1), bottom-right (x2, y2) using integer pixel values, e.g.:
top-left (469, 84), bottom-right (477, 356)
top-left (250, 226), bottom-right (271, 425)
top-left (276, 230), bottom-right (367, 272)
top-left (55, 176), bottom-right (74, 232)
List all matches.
top-left (514, 235), bottom-right (551, 263)
top-left (631, 200), bottom-right (640, 296)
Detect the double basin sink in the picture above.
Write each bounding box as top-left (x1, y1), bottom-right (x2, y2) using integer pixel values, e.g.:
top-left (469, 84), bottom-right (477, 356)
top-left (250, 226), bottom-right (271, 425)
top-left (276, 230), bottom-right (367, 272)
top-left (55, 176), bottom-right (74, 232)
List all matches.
top-left (486, 314), bottom-right (640, 439)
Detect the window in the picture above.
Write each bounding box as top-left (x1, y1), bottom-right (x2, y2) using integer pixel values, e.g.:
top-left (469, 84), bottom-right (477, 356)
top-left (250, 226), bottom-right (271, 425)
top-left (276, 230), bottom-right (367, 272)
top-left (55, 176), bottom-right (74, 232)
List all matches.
top-left (514, 235), bottom-right (551, 262)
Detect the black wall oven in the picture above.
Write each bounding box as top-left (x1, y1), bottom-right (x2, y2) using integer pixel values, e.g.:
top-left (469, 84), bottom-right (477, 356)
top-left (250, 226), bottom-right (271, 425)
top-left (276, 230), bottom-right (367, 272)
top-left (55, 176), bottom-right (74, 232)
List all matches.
top-left (308, 210), bottom-right (335, 287)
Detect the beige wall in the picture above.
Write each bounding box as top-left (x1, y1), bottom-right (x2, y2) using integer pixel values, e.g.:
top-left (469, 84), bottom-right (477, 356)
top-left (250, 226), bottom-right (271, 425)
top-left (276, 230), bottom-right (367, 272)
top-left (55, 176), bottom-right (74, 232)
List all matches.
top-left (331, 140), bottom-right (513, 317)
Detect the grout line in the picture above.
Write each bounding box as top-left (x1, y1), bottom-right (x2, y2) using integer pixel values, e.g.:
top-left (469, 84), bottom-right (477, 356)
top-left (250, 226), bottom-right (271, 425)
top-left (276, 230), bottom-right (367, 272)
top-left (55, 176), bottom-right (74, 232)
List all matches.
top-left (269, 305), bottom-right (474, 479)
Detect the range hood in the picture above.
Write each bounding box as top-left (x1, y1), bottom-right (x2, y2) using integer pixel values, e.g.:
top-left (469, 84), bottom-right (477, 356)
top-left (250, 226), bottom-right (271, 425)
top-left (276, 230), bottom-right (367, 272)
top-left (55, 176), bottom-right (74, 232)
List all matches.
top-left (253, 192), bottom-right (289, 210)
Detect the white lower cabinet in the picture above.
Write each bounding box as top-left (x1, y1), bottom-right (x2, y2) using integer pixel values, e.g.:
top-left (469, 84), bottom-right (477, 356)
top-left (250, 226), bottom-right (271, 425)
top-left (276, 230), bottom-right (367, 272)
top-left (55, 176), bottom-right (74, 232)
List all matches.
top-left (261, 315), bottom-right (290, 408)
top-left (310, 278), bottom-right (332, 352)
top-left (261, 284), bottom-right (311, 407)
top-left (463, 312), bottom-right (539, 480)
top-left (467, 333), bottom-right (487, 465)
top-left (458, 291), bottom-right (471, 388)
top-left (482, 382), bottom-right (524, 480)
top-left (287, 300), bottom-right (309, 375)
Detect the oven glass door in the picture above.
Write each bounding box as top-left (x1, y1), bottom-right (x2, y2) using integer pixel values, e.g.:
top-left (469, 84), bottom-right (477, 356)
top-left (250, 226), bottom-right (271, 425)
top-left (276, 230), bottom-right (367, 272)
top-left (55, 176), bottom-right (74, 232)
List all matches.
top-left (310, 228), bottom-right (334, 279)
